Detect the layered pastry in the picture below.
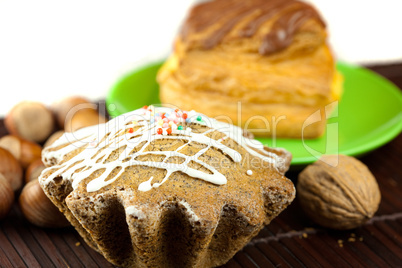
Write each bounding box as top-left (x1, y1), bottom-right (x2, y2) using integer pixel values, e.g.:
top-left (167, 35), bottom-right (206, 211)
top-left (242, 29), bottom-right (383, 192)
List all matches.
top-left (39, 106), bottom-right (295, 267)
top-left (157, 0), bottom-right (343, 138)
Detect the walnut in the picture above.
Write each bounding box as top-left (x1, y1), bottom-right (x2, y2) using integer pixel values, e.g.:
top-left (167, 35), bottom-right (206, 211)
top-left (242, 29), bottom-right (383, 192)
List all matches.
top-left (297, 155), bottom-right (381, 230)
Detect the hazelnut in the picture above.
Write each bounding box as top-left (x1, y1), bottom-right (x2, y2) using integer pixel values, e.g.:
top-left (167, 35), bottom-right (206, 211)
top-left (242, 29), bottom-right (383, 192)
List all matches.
top-left (0, 135), bottom-right (42, 169)
top-left (44, 130), bottom-right (64, 149)
top-left (52, 96), bottom-right (107, 131)
top-left (64, 108), bottom-right (107, 132)
top-left (297, 155), bottom-right (381, 230)
top-left (25, 159), bottom-right (46, 183)
top-left (0, 173), bottom-right (14, 220)
top-left (19, 179), bottom-right (70, 228)
top-left (5, 101), bottom-right (55, 143)
top-left (0, 148), bottom-right (23, 191)
top-left (52, 96), bottom-right (89, 128)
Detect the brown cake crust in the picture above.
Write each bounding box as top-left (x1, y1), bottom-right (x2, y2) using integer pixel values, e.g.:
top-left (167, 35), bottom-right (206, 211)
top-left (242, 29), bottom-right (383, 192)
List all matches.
top-left (39, 107), bottom-right (295, 267)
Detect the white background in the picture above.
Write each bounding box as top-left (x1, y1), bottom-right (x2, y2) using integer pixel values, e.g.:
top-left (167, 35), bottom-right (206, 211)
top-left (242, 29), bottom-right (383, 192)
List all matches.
top-left (1, 0), bottom-right (401, 116)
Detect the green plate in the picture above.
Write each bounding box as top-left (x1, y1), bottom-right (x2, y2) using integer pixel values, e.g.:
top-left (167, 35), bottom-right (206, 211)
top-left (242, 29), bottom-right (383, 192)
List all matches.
top-left (107, 62), bottom-right (402, 166)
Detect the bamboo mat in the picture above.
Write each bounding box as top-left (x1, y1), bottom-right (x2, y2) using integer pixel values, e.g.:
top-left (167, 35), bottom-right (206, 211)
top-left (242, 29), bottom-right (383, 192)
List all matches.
top-left (1, 64), bottom-right (401, 267)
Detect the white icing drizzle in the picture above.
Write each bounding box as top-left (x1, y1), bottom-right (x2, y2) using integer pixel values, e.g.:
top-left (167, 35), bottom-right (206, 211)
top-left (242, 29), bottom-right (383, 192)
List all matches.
top-left (42, 107), bottom-right (280, 193)
top-left (138, 177), bottom-right (154, 192)
top-left (179, 201), bottom-right (199, 222)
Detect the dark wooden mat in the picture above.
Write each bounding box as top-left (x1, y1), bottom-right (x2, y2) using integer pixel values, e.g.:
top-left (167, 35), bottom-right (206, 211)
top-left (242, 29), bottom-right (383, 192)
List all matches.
top-left (0, 64), bottom-right (401, 267)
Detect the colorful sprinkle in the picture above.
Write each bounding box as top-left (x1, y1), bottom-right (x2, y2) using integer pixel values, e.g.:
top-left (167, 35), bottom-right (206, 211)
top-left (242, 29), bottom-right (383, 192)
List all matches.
top-left (197, 115), bottom-right (202, 121)
top-left (128, 128), bottom-right (134, 133)
top-left (246, 170), bottom-right (253, 176)
top-left (143, 105), bottom-right (148, 109)
top-left (150, 108), bottom-right (193, 135)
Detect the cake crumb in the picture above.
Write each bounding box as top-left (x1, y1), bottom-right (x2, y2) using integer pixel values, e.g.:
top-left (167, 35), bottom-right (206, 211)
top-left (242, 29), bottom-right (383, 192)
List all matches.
top-left (359, 237), bottom-right (363, 241)
top-left (348, 237), bottom-right (356, 242)
top-left (338, 239), bottom-right (344, 247)
top-left (351, 233), bottom-right (356, 237)
top-left (75, 242), bottom-right (81, 247)
top-left (302, 233), bottom-right (308, 238)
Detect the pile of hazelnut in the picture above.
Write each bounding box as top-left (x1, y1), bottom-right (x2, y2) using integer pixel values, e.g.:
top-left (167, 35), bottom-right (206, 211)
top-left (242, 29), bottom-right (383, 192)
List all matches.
top-left (0, 97), bottom-right (107, 228)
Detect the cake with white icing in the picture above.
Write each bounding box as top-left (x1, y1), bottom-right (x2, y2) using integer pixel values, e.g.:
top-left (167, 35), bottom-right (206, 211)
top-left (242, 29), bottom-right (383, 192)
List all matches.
top-left (39, 106), bottom-right (295, 267)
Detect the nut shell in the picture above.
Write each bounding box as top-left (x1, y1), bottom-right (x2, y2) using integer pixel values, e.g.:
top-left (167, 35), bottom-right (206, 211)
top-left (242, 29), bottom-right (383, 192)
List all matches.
top-left (64, 108), bottom-right (107, 132)
top-left (0, 135), bottom-right (42, 169)
top-left (25, 159), bottom-right (46, 183)
top-left (51, 96), bottom-right (90, 128)
top-left (297, 155), bottom-right (381, 230)
top-left (51, 96), bottom-right (107, 132)
top-left (0, 148), bottom-right (23, 191)
top-left (5, 101), bottom-right (54, 143)
top-left (0, 173), bottom-right (14, 220)
top-left (19, 179), bottom-right (70, 228)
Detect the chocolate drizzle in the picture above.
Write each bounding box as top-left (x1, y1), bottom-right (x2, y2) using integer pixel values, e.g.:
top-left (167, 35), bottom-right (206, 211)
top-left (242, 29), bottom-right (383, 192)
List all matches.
top-left (181, 0), bottom-right (325, 55)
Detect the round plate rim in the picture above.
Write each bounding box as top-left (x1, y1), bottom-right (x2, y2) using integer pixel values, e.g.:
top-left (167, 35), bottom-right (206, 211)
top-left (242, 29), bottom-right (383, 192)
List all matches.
top-left (106, 61), bottom-right (402, 166)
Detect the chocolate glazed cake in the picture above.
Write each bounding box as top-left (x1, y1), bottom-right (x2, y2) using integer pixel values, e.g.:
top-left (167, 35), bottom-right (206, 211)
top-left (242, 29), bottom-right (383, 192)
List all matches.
top-left (158, 0), bottom-right (343, 138)
top-left (39, 106), bottom-right (295, 267)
